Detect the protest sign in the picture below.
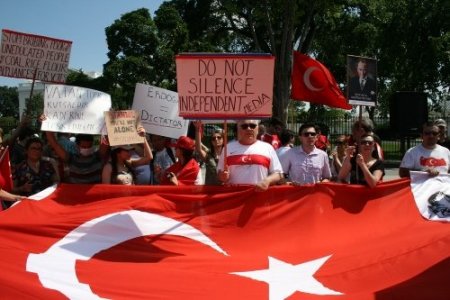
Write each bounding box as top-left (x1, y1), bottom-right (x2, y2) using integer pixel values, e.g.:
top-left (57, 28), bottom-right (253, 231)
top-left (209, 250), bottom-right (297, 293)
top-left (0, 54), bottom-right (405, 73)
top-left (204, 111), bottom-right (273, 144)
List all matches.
top-left (132, 83), bottom-right (189, 139)
top-left (176, 53), bottom-right (275, 119)
top-left (104, 110), bottom-right (144, 147)
top-left (0, 29), bottom-right (72, 83)
top-left (41, 85), bottom-right (111, 134)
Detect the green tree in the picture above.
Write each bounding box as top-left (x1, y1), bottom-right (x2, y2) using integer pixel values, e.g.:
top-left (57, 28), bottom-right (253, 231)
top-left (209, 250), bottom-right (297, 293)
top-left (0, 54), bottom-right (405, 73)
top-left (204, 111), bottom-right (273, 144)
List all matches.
top-left (0, 86), bottom-right (19, 118)
top-left (104, 8), bottom-right (159, 108)
top-left (312, 0), bottom-right (449, 117)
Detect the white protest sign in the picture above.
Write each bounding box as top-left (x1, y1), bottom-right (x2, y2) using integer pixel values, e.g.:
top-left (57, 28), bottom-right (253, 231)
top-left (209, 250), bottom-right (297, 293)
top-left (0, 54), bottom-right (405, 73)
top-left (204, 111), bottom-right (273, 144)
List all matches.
top-left (176, 53), bottom-right (275, 119)
top-left (132, 83), bottom-right (189, 139)
top-left (104, 110), bottom-right (144, 147)
top-left (0, 29), bottom-right (72, 83)
top-left (41, 85), bottom-right (111, 134)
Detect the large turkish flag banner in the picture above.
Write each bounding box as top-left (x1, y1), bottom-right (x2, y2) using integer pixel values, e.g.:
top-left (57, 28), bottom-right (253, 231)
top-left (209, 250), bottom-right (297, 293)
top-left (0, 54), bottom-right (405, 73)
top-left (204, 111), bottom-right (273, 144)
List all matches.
top-left (0, 179), bottom-right (449, 299)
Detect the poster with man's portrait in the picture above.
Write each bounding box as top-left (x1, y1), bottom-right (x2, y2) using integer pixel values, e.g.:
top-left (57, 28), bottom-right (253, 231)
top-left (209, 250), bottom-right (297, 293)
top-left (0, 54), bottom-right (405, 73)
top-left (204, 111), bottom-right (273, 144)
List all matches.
top-left (347, 55), bottom-right (377, 106)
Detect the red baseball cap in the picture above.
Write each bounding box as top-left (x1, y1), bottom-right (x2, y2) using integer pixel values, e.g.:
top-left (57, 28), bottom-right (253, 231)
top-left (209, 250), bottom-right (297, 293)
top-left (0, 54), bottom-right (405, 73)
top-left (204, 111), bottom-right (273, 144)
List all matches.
top-left (172, 136), bottom-right (195, 151)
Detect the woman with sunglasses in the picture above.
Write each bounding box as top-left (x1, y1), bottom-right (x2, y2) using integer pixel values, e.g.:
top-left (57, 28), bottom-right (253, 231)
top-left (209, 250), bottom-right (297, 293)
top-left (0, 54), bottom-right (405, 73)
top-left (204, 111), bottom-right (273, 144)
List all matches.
top-left (338, 134), bottom-right (384, 188)
top-left (194, 121), bottom-right (224, 185)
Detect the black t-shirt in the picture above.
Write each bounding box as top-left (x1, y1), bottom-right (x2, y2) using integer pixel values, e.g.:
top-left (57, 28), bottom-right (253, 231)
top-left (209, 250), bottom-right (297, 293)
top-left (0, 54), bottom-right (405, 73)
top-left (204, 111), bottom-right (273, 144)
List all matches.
top-left (350, 158), bottom-right (385, 185)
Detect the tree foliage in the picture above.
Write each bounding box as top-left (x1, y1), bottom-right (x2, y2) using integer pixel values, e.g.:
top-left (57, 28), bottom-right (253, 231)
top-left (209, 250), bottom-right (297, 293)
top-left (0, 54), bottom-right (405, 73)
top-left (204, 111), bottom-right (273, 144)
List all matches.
top-left (0, 86), bottom-right (19, 118)
top-left (102, 0), bottom-right (449, 121)
top-left (104, 8), bottom-right (159, 108)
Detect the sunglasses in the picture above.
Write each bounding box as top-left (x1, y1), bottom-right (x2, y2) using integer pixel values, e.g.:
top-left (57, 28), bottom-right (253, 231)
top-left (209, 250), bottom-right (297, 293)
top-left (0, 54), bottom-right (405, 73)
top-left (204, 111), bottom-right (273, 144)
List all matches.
top-left (211, 136), bottom-right (223, 140)
top-left (29, 146), bottom-right (43, 151)
top-left (360, 140), bottom-right (374, 146)
top-left (423, 131), bottom-right (439, 136)
top-left (302, 132), bottom-right (317, 137)
top-left (240, 123), bottom-right (257, 130)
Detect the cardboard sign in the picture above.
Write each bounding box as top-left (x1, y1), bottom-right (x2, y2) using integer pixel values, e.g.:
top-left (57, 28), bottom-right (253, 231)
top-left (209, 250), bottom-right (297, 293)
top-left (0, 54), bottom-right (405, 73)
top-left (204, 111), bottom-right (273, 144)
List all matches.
top-left (347, 55), bottom-right (377, 106)
top-left (41, 85), bottom-right (111, 134)
top-left (176, 53), bottom-right (275, 119)
top-left (132, 83), bottom-right (189, 139)
top-left (104, 110), bottom-right (144, 147)
top-left (0, 29), bottom-right (72, 83)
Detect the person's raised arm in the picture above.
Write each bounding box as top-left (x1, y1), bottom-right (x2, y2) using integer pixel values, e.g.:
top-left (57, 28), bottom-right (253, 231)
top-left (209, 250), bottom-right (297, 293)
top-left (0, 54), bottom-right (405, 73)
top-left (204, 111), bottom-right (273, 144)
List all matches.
top-left (356, 155), bottom-right (382, 188)
top-left (130, 127), bottom-right (153, 167)
top-left (45, 131), bottom-right (69, 161)
top-left (194, 121), bottom-right (208, 161)
top-left (337, 147), bottom-right (354, 183)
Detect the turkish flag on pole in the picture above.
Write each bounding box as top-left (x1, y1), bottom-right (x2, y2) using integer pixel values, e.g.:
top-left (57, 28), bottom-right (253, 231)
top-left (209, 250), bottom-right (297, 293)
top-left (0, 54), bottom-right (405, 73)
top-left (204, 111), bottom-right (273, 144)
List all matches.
top-left (291, 51), bottom-right (352, 109)
top-left (0, 179), bottom-right (449, 299)
top-left (0, 146), bottom-right (13, 192)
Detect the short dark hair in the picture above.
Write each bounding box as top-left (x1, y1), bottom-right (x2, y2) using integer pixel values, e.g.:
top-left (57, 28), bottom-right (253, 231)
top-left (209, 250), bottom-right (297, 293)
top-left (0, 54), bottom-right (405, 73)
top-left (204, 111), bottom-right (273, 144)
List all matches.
top-left (25, 136), bottom-right (43, 150)
top-left (422, 121), bottom-right (437, 132)
top-left (298, 123), bottom-right (316, 135)
top-left (75, 134), bottom-right (94, 145)
top-left (280, 129), bottom-right (295, 145)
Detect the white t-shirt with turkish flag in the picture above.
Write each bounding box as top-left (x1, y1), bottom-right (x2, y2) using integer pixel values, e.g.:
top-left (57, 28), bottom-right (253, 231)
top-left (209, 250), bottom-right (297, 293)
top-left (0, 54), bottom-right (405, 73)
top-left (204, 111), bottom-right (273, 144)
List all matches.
top-left (400, 144), bottom-right (450, 174)
top-left (218, 140), bottom-right (283, 185)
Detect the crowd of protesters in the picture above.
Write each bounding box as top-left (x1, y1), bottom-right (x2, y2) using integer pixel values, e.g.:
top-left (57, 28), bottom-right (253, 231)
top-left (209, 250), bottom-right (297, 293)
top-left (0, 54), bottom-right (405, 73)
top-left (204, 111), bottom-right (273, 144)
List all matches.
top-left (1, 113), bottom-right (450, 209)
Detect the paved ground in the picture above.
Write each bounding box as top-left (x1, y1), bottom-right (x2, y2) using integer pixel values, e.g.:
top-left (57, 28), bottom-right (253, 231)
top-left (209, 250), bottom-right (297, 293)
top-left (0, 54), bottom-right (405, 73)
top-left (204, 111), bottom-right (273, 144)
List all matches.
top-left (384, 167), bottom-right (400, 181)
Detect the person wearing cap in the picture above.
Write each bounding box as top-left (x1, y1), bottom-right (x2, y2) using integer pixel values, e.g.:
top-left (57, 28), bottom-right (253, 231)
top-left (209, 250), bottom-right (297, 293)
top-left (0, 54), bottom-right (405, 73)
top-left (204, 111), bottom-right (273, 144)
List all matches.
top-left (102, 126), bottom-right (152, 185)
top-left (160, 136), bottom-right (201, 185)
top-left (434, 118), bottom-right (450, 149)
top-left (217, 119), bottom-right (283, 191)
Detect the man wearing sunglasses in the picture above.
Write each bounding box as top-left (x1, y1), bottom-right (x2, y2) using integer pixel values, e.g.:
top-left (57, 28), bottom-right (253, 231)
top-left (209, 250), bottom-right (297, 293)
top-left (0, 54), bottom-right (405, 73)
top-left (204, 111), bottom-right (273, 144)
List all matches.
top-left (280, 123), bottom-right (331, 185)
top-left (217, 119), bottom-right (283, 191)
top-left (399, 121), bottom-right (450, 178)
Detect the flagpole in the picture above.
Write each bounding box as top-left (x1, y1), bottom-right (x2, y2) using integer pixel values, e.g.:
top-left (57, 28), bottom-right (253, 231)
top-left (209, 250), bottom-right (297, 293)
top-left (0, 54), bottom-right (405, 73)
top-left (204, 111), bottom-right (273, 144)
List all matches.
top-left (223, 120), bottom-right (228, 171)
top-left (0, 146), bottom-right (8, 164)
top-left (355, 105), bottom-right (364, 182)
top-left (25, 68), bottom-right (38, 123)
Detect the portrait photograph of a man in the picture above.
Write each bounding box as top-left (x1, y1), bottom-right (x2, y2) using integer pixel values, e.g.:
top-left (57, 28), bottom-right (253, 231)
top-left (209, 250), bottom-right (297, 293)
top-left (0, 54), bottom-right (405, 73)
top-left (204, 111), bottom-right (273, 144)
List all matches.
top-left (347, 55), bottom-right (377, 106)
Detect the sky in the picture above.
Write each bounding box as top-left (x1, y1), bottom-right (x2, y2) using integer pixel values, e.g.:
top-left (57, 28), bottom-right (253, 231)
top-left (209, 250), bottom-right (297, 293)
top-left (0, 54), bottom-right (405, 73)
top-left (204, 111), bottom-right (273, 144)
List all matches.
top-left (0, 0), bottom-right (165, 87)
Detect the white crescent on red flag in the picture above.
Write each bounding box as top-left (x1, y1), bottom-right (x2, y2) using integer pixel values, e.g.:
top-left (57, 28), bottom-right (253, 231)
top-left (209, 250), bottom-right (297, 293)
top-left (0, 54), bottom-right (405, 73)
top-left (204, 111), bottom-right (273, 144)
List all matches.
top-left (0, 179), bottom-right (449, 299)
top-left (291, 51), bottom-right (352, 110)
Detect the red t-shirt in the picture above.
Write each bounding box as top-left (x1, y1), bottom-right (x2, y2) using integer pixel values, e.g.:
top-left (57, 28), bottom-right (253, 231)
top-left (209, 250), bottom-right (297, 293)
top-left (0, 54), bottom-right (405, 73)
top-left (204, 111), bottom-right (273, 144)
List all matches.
top-left (160, 159), bottom-right (200, 186)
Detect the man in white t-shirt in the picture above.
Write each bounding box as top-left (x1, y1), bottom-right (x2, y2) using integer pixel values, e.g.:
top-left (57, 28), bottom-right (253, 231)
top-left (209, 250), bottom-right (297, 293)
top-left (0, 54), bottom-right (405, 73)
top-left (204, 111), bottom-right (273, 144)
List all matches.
top-left (399, 122), bottom-right (450, 178)
top-left (217, 119), bottom-right (283, 191)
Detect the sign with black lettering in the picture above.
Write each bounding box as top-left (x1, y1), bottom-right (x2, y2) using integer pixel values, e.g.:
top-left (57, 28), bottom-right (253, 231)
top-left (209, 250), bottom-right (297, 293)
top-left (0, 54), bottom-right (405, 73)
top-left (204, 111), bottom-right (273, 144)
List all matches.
top-left (132, 83), bottom-right (189, 139)
top-left (0, 29), bottom-right (72, 83)
top-left (104, 110), bottom-right (144, 147)
top-left (41, 85), bottom-right (111, 134)
top-left (176, 53), bottom-right (275, 119)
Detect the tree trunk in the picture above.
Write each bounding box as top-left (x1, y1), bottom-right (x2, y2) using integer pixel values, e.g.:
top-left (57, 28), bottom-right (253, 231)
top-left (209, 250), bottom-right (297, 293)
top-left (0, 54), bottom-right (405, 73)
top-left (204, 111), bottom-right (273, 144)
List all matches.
top-left (272, 0), bottom-right (296, 125)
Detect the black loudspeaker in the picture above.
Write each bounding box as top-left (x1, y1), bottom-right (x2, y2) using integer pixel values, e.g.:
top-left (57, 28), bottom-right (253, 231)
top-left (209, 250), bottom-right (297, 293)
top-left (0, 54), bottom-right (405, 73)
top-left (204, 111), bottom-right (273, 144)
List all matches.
top-left (390, 91), bottom-right (428, 135)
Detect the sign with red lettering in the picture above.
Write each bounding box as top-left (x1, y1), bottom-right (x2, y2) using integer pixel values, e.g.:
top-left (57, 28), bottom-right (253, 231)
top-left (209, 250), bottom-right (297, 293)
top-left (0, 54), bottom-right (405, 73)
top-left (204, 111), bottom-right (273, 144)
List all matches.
top-left (0, 29), bottom-right (72, 83)
top-left (104, 110), bottom-right (144, 147)
top-left (176, 53), bottom-right (274, 119)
